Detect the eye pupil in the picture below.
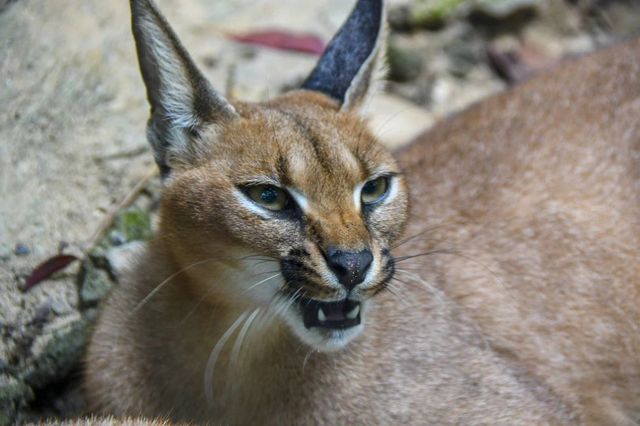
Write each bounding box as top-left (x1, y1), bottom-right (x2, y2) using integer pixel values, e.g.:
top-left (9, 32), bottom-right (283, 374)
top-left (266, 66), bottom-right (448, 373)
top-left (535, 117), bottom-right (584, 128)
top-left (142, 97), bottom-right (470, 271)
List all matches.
top-left (261, 187), bottom-right (278, 203)
top-left (363, 180), bottom-right (378, 194)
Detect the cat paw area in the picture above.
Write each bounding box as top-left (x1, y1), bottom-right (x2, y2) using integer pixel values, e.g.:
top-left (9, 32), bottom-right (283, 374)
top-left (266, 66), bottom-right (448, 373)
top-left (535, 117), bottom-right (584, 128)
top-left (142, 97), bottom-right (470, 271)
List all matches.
top-left (1, 0), bottom-right (639, 423)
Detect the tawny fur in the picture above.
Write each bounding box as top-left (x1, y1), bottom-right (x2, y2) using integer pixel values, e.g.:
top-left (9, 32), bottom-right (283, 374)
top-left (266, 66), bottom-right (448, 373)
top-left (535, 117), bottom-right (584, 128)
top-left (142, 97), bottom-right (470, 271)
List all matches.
top-left (84, 1), bottom-right (640, 424)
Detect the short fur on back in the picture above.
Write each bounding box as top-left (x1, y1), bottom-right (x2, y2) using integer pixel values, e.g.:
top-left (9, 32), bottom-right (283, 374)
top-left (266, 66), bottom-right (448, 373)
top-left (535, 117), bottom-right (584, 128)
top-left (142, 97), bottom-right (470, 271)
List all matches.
top-left (85, 0), bottom-right (640, 424)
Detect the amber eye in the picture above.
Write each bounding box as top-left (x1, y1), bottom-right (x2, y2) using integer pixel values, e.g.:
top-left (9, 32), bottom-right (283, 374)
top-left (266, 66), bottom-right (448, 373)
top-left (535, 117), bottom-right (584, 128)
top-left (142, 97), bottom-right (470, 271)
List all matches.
top-left (246, 184), bottom-right (289, 211)
top-left (361, 176), bottom-right (389, 205)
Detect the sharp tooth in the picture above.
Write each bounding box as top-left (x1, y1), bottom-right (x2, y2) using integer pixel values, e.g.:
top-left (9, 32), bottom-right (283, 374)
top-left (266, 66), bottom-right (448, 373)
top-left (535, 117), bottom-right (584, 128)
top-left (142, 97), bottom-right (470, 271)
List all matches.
top-left (318, 307), bottom-right (327, 322)
top-left (346, 304), bottom-right (360, 320)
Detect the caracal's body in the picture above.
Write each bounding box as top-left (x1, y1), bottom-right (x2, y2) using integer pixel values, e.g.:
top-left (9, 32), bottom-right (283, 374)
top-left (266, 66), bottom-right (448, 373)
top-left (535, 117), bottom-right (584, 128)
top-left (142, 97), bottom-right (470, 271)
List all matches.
top-left (86, 0), bottom-right (640, 424)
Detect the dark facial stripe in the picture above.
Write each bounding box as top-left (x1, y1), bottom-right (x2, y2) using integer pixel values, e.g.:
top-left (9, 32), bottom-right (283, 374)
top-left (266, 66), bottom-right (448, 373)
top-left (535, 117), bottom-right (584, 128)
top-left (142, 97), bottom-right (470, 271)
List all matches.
top-left (278, 110), bottom-right (334, 173)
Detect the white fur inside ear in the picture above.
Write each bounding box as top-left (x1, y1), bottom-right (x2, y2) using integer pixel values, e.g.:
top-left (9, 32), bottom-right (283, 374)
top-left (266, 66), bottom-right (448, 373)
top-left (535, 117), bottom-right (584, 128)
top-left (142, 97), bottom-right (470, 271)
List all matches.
top-left (341, 5), bottom-right (388, 113)
top-left (141, 19), bottom-right (238, 132)
top-left (135, 4), bottom-right (238, 170)
top-left (141, 15), bottom-right (199, 133)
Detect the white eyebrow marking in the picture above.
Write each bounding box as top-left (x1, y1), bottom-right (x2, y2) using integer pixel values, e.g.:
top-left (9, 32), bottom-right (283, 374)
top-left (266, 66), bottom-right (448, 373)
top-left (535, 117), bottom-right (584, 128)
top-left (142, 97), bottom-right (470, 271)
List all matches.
top-left (353, 182), bottom-right (364, 212)
top-left (382, 177), bottom-right (399, 204)
top-left (287, 150), bottom-right (308, 179)
top-left (353, 175), bottom-right (399, 210)
top-left (287, 187), bottom-right (310, 213)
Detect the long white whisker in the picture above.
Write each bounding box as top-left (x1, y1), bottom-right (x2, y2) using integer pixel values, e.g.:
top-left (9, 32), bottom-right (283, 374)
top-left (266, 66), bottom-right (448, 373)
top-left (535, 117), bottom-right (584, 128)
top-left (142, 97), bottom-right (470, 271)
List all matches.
top-left (230, 308), bottom-right (261, 371)
top-left (270, 298), bottom-right (286, 323)
top-left (204, 311), bottom-right (249, 404)
top-left (133, 258), bottom-right (217, 312)
top-left (241, 273), bottom-right (282, 295)
top-left (179, 271), bottom-right (279, 325)
top-left (177, 286), bottom-right (216, 325)
top-left (283, 288), bottom-right (303, 313)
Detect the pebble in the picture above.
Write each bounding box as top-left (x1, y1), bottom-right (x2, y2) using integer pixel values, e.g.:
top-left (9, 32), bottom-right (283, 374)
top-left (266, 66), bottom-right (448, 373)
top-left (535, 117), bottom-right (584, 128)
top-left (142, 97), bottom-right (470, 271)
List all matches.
top-left (109, 230), bottom-right (127, 246)
top-left (388, 41), bottom-right (423, 82)
top-left (80, 262), bottom-right (113, 306)
top-left (14, 243), bottom-right (30, 256)
top-left (49, 297), bottom-right (73, 316)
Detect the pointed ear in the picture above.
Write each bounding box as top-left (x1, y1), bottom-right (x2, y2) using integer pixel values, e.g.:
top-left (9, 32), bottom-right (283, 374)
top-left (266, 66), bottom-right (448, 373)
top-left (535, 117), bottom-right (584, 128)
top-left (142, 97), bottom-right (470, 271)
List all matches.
top-left (130, 0), bottom-right (238, 177)
top-left (302, 0), bottom-right (387, 111)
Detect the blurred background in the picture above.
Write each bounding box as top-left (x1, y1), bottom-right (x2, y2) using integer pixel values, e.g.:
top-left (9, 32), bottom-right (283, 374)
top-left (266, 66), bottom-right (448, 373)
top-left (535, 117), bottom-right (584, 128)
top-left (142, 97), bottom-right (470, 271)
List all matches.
top-left (1, 0), bottom-right (639, 423)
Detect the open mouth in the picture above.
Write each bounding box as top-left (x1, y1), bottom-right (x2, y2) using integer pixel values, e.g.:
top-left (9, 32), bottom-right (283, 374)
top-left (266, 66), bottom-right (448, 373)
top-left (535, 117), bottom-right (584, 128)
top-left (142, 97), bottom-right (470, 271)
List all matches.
top-left (300, 298), bottom-right (361, 329)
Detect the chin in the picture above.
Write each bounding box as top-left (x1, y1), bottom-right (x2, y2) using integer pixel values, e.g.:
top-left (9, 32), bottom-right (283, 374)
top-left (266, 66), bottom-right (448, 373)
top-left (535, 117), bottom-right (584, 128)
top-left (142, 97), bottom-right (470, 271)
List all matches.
top-left (282, 299), bottom-right (369, 352)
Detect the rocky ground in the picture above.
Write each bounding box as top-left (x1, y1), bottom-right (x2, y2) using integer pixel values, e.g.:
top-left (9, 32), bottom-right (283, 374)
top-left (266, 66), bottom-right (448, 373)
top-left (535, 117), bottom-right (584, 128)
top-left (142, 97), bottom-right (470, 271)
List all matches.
top-left (1, 0), bottom-right (639, 424)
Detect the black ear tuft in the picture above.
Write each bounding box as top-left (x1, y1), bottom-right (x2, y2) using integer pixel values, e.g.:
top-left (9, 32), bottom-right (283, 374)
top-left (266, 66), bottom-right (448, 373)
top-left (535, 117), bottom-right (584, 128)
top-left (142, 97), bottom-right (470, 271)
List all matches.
top-left (302, 0), bottom-right (385, 109)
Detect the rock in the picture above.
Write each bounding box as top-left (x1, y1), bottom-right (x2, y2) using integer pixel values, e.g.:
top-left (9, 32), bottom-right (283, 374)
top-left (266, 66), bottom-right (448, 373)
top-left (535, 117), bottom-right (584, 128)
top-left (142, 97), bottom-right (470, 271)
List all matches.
top-left (87, 246), bottom-right (110, 271)
top-left (409, 0), bottom-right (464, 29)
top-left (79, 260), bottom-right (113, 307)
top-left (387, 5), bottom-right (412, 32)
top-left (443, 25), bottom-right (483, 78)
top-left (108, 230), bottom-right (126, 246)
top-left (0, 374), bottom-right (34, 426)
top-left (469, 0), bottom-right (540, 19)
top-left (20, 315), bottom-right (90, 390)
top-left (387, 40), bottom-right (423, 82)
top-left (48, 297), bottom-right (73, 317)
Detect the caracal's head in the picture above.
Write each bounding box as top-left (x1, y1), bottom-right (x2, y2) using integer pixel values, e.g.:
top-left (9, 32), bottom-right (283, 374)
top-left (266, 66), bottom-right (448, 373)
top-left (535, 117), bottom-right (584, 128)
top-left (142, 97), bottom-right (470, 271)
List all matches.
top-left (131, 0), bottom-right (408, 351)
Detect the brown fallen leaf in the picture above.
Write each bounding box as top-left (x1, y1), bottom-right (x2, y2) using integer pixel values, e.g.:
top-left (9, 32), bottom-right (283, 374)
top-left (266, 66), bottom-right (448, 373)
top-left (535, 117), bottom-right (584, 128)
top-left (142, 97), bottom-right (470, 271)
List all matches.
top-left (228, 30), bottom-right (325, 55)
top-left (23, 254), bottom-right (78, 291)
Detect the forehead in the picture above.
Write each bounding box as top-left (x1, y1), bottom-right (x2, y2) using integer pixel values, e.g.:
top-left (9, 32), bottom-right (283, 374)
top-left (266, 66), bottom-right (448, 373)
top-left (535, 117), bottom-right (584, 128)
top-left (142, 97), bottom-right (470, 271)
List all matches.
top-left (212, 95), bottom-right (394, 203)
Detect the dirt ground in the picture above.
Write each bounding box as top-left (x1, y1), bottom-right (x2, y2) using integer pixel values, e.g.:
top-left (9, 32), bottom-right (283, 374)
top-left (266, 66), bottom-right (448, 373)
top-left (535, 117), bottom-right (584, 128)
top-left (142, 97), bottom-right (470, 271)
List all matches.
top-left (1, 0), bottom-right (639, 423)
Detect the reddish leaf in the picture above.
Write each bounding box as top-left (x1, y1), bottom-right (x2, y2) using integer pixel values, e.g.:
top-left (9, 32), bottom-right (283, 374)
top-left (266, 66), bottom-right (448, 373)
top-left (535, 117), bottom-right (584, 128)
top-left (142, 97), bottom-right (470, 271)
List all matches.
top-left (228, 30), bottom-right (325, 55)
top-left (23, 254), bottom-right (79, 291)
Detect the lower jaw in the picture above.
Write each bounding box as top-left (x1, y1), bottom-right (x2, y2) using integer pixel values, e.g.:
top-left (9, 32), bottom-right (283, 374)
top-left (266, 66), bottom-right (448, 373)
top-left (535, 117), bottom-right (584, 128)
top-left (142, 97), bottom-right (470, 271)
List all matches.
top-left (304, 324), bottom-right (365, 352)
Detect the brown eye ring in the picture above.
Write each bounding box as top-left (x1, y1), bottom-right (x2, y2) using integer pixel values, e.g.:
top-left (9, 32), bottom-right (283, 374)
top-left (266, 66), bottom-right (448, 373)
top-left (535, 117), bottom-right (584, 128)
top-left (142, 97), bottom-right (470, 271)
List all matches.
top-left (245, 184), bottom-right (290, 211)
top-left (361, 176), bottom-right (390, 205)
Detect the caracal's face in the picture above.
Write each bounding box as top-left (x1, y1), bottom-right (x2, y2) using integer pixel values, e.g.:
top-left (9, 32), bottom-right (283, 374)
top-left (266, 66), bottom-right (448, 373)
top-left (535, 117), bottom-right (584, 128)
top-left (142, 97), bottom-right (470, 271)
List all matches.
top-left (161, 92), bottom-right (408, 351)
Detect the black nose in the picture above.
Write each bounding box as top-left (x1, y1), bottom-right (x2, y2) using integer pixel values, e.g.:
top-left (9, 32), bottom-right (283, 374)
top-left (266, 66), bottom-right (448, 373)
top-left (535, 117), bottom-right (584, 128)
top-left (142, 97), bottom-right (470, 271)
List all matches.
top-left (324, 247), bottom-right (373, 290)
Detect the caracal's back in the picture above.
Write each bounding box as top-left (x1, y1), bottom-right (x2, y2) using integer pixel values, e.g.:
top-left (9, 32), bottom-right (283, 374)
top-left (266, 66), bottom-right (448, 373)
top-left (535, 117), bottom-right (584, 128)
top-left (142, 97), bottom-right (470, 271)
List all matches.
top-left (397, 37), bottom-right (640, 424)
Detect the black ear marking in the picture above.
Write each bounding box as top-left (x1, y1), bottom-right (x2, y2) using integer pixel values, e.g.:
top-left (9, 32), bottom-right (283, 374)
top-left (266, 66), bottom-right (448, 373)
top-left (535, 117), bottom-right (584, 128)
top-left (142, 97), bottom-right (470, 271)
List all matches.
top-left (302, 0), bottom-right (385, 109)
